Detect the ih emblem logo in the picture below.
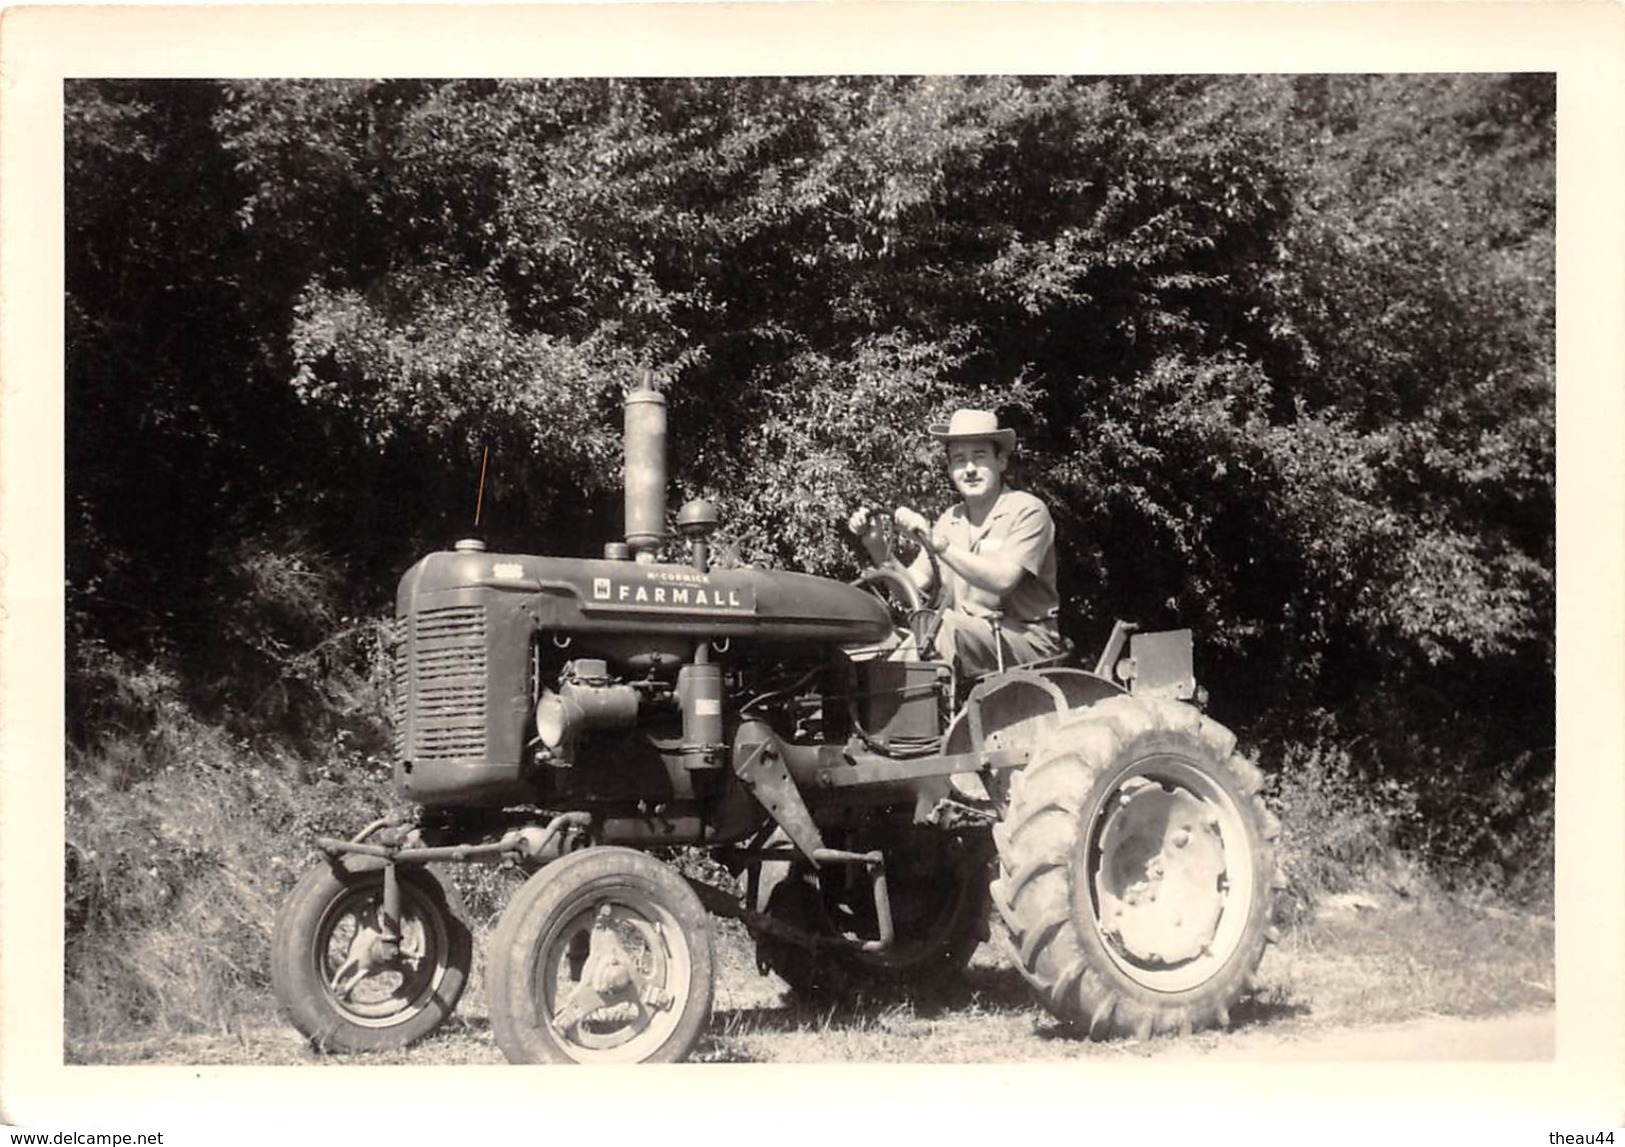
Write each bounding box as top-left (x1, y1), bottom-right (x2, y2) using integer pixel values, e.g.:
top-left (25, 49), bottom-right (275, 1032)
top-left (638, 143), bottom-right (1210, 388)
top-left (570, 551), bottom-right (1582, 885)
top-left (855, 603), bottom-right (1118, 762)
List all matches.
top-left (592, 578), bottom-right (611, 601)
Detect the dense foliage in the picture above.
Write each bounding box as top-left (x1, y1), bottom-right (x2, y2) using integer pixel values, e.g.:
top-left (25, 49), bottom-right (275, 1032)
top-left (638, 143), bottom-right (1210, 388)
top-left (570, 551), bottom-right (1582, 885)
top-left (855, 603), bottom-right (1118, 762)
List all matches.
top-left (65, 77), bottom-right (1554, 1037)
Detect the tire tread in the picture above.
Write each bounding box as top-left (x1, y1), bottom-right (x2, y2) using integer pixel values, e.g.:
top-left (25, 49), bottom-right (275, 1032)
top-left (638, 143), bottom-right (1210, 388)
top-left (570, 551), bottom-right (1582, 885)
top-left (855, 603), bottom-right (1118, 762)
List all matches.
top-left (990, 696), bottom-right (1278, 1042)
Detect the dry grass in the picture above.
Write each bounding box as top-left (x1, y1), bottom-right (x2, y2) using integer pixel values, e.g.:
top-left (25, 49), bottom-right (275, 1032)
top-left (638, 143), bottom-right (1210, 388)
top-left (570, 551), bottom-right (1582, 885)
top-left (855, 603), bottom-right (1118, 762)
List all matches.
top-left (1259, 896), bottom-right (1554, 1028)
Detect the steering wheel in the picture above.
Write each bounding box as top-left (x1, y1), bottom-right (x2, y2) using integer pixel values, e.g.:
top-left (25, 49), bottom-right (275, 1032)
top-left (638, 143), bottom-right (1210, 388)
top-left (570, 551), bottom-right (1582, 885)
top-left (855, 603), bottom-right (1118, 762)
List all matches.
top-left (853, 561), bottom-right (924, 618)
top-left (848, 510), bottom-right (946, 624)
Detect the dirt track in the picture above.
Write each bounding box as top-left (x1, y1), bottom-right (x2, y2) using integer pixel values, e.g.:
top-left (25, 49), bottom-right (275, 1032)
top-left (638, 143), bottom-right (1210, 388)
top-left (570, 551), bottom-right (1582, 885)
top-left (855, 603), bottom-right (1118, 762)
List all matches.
top-left (75, 1004), bottom-right (1555, 1066)
top-left (1139, 1008), bottom-right (1554, 1060)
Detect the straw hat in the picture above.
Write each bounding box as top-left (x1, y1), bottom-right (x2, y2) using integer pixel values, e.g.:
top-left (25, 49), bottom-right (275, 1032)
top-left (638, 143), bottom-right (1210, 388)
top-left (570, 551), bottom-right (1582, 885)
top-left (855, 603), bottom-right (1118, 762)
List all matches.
top-left (928, 409), bottom-right (1016, 453)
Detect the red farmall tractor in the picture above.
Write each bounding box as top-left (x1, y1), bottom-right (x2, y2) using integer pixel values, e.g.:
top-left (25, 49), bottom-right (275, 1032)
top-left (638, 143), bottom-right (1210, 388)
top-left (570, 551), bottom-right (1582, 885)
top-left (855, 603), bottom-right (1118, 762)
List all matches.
top-left (271, 387), bottom-right (1282, 1063)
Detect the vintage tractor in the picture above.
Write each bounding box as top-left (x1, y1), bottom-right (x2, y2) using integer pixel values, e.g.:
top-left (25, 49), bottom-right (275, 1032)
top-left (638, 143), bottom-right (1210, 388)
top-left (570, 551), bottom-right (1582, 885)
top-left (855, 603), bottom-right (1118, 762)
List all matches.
top-left (270, 386), bottom-right (1282, 1063)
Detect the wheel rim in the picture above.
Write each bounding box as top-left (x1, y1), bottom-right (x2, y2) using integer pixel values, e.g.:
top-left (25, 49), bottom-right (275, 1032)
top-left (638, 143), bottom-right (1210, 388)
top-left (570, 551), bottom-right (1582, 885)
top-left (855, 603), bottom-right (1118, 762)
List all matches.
top-left (532, 890), bottom-right (693, 1063)
top-left (313, 879), bottom-right (452, 1028)
top-left (1083, 754), bottom-right (1257, 993)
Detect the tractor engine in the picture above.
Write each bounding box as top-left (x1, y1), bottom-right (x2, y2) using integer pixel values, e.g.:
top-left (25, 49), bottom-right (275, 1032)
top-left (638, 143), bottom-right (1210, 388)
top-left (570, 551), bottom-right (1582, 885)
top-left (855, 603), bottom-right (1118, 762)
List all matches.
top-left (386, 385), bottom-right (903, 831)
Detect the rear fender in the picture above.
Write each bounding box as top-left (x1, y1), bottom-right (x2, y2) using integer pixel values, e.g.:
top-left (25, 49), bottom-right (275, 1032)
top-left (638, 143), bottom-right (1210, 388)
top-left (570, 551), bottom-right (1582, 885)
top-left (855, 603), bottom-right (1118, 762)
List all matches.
top-left (943, 667), bottom-right (1126, 758)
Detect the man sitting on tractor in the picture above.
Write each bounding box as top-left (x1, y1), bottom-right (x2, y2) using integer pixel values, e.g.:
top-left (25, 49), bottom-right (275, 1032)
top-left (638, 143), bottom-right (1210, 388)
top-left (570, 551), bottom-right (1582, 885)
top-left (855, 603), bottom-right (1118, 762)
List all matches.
top-left (850, 408), bottom-right (1064, 677)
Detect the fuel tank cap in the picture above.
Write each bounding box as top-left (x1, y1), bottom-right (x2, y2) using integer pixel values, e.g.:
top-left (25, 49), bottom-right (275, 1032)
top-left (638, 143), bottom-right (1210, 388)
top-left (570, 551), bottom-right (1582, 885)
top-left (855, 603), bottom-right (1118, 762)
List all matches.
top-left (453, 538), bottom-right (487, 553)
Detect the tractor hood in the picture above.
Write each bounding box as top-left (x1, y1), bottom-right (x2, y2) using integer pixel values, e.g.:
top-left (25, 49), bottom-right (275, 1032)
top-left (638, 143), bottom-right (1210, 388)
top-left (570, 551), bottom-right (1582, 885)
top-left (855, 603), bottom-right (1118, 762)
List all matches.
top-left (397, 550), bottom-right (894, 647)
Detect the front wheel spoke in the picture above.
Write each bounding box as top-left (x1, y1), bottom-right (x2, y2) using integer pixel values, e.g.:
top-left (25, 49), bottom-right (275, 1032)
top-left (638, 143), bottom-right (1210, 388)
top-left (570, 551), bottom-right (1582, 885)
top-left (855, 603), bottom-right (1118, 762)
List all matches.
top-left (329, 959), bottom-right (360, 997)
top-left (394, 950), bottom-right (424, 981)
top-left (329, 950), bottom-right (372, 998)
top-left (612, 956), bottom-right (653, 1001)
top-left (640, 978), bottom-right (673, 1012)
top-left (398, 926), bottom-right (427, 965)
top-left (328, 920), bottom-right (379, 997)
top-left (551, 980), bottom-right (608, 1033)
top-left (552, 977), bottom-right (645, 1034)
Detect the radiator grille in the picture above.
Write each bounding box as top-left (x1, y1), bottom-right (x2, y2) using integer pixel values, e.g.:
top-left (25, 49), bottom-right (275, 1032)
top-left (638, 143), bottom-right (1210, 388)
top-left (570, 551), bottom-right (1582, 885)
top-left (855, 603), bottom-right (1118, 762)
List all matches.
top-left (388, 618), bottom-right (408, 763)
top-left (403, 604), bottom-right (487, 760)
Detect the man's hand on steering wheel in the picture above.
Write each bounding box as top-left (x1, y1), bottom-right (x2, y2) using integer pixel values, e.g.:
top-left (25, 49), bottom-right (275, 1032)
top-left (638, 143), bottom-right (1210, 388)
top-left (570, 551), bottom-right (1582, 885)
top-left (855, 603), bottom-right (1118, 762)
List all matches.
top-left (847, 506), bottom-right (924, 618)
top-left (847, 506), bottom-right (952, 659)
top-left (893, 506), bottom-right (950, 597)
top-left (848, 504), bottom-right (947, 617)
top-left (847, 506), bottom-right (893, 568)
top-left (892, 506), bottom-right (947, 557)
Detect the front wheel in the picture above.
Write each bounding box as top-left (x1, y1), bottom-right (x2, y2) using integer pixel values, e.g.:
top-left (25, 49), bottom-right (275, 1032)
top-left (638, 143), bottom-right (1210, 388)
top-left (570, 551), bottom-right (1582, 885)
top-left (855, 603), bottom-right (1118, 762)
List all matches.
top-left (487, 847), bottom-right (715, 1064)
top-left (270, 856), bottom-right (473, 1052)
top-left (991, 696), bottom-right (1280, 1039)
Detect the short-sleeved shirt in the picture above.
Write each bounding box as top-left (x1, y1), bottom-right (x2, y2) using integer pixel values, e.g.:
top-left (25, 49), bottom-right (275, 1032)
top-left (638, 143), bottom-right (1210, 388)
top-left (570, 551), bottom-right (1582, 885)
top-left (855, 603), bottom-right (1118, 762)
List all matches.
top-left (914, 490), bottom-right (1059, 626)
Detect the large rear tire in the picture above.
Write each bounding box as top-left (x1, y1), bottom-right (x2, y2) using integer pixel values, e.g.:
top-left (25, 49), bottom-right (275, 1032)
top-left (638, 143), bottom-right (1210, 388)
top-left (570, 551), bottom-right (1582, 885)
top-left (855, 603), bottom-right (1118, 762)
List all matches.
top-left (991, 695), bottom-right (1279, 1039)
top-left (488, 847), bottom-right (715, 1064)
top-left (271, 856), bottom-right (473, 1052)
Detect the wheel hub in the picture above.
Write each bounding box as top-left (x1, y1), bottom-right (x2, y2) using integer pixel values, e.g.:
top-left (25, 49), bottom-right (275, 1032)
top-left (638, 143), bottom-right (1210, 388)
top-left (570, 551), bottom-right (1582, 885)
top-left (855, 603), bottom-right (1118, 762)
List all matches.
top-left (1095, 780), bottom-right (1228, 965)
top-left (327, 907), bottom-right (423, 1000)
top-left (546, 902), bottom-right (676, 1052)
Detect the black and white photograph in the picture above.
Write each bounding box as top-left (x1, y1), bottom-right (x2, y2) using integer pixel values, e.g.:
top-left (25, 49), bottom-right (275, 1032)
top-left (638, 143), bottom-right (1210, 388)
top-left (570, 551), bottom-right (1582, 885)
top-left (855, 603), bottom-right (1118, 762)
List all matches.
top-left (2, 2), bottom-right (1620, 1139)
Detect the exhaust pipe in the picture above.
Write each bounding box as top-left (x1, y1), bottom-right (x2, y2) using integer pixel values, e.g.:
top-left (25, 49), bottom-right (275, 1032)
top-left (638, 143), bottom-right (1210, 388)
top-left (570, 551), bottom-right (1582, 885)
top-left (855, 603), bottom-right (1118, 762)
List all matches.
top-left (623, 383), bottom-right (667, 562)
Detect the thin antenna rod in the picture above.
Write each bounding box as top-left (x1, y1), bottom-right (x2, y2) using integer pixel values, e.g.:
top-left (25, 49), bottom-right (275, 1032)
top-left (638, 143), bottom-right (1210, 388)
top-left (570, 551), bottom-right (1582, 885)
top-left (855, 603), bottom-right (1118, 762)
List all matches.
top-left (474, 445), bottom-right (490, 527)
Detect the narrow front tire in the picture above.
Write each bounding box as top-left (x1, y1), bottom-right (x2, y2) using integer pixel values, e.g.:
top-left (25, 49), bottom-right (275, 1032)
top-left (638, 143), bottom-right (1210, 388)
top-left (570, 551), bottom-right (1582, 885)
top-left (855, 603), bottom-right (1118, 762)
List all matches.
top-left (488, 847), bottom-right (715, 1064)
top-left (271, 856), bottom-right (472, 1052)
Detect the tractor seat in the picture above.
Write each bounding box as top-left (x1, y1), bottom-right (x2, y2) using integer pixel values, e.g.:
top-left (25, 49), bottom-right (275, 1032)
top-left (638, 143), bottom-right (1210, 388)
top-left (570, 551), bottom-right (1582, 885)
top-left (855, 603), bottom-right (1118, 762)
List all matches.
top-left (961, 610), bottom-right (1075, 689)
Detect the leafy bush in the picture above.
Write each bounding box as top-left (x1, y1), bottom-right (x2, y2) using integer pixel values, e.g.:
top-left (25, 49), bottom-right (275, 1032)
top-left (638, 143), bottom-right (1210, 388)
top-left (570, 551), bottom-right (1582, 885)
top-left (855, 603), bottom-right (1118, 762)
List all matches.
top-left (183, 534), bottom-right (395, 752)
top-left (1261, 737), bottom-right (1425, 924)
top-left (1258, 715), bottom-right (1554, 925)
top-left (1386, 740), bottom-right (1555, 907)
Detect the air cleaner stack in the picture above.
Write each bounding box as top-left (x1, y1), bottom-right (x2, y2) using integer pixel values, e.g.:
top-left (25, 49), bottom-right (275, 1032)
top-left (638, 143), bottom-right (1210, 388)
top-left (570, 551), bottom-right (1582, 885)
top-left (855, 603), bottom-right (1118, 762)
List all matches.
top-left (623, 383), bottom-right (667, 562)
